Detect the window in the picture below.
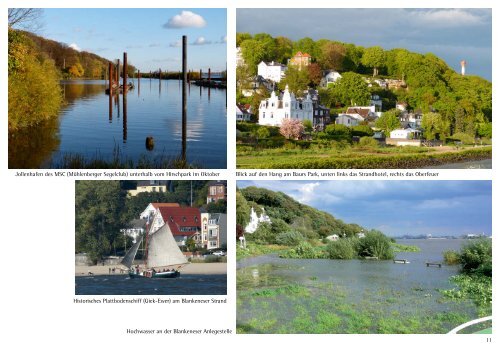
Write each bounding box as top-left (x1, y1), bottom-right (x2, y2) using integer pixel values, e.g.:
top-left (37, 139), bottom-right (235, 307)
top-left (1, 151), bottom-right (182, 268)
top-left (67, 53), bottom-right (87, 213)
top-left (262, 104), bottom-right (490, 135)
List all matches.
top-left (263, 112), bottom-right (265, 118)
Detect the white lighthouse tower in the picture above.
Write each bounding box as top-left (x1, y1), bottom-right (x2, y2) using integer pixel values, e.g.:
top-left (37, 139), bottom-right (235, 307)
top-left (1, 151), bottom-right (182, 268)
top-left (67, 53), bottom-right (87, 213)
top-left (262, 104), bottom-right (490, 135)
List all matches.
top-left (460, 60), bottom-right (467, 76)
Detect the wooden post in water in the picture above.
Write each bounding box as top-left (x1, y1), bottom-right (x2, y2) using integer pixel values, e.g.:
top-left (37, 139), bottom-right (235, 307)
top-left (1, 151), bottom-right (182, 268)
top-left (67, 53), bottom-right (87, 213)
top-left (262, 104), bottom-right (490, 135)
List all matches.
top-left (123, 52), bottom-right (128, 93)
top-left (108, 62), bottom-right (113, 91)
top-left (116, 59), bottom-right (120, 85)
top-left (208, 68), bottom-right (211, 84)
top-left (199, 69), bottom-right (202, 81)
top-left (182, 35), bottom-right (187, 162)
top-left (138, 70), bottom-right (141, 97)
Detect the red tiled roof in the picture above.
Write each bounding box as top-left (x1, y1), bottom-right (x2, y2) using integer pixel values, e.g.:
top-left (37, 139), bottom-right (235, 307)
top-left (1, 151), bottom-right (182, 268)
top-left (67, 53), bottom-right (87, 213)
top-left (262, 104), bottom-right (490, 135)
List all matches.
top-left (151, 203), bottom-right (180, 209)
top-left (294, 51), bottom-right (311, 58)
top-left (158, 207), bottom-right (201, 236)
top-left (346, 107), bottom-right (370, 118)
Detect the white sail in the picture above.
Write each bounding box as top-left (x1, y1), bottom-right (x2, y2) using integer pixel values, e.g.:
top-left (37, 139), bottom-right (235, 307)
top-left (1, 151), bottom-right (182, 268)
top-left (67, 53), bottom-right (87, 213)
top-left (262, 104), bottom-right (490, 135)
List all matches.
top-left (121, 235), bottom-right (143, 268)
top-left (147, 224), bottom-right (188, 268)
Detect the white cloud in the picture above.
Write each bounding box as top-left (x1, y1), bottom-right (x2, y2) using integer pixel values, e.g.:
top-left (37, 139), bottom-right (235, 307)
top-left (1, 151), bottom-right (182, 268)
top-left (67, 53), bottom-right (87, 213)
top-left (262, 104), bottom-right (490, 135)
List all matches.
top-left (68, 43), bottom-right (81, 52)
top-left (411, 9), bottom-right (484, 27)
top-left (164, 11), bottom-right (206, 29)
top-left (192, 36), bottom-right (211, 45)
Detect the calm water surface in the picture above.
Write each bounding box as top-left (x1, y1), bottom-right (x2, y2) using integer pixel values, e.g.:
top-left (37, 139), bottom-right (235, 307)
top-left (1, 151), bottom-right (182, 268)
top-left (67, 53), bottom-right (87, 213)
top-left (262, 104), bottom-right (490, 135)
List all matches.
top-left (76, 273), bottom-right (227, 295)
top-left (9, 79), bottom-right (227, 168)
top-left (237, 239), bottom-right (479, 333)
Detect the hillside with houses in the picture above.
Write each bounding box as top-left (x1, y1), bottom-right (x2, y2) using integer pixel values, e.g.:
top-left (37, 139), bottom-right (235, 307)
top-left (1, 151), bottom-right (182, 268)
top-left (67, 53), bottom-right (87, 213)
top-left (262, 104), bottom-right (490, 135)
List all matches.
top-left (236, 33), bottom-right (492, 168)
top-left (236, 186), bottom-right (367, 245)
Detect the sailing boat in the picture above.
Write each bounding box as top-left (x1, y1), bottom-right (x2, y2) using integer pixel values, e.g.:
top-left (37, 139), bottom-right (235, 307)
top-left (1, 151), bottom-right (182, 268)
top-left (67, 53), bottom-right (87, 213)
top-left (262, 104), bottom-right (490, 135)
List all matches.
top-left (121, 223), bottom-right (188, 279)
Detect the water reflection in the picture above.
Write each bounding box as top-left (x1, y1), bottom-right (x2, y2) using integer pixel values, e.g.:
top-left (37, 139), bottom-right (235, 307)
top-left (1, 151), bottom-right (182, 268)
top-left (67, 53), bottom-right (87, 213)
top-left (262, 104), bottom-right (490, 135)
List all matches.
top-left (8, 117), bottom-right (61, 168)
top-left (9, 79), bottom-right (226, 168)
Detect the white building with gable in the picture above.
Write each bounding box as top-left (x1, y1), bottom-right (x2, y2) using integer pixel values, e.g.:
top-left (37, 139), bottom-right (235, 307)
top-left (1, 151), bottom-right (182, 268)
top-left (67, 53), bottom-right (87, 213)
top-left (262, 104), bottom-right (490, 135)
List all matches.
top-left (257, 61), bottom-right (287, 83)
top-left (245, 207), bottom-right (272, 234)
top-left (258, 85), bottom-right (314, 127)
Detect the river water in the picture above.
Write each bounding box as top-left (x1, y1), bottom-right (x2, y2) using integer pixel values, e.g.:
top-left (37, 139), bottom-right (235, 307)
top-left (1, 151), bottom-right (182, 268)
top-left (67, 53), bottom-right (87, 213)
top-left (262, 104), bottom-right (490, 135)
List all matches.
top-left (237, 239), bottom-right (481, 334)
top-left (75, 273), bottom-right (227, 295)
top-left (9, 79), bottom-right (227, 168)
top-left (426, 159), bottom-right (492, 169)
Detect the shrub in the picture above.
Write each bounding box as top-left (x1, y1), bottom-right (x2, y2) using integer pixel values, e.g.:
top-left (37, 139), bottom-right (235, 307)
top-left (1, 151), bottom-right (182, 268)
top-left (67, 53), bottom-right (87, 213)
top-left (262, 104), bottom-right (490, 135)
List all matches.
top-left (358, 136), bottom-right (379, 148)
top-left (449, 132), bottom-right (475, 145)
top-left (247, 222), bottom-right (275, 244)
top-left (443, 250), bottom-right (460, 265)
top-left (351, 125), bottom-right (374, 137)
top-left (257, 126), bottom-right (270, 139)
top-left (276, 230), bottom-right (304, 246)
top-left (324, 124), bottom-right (352, 142)
top-left (459, 239), bottom-right (492, 276)
top-left (357, 231), bottom-right (394, 260)
top-left (326, 239), bottom-right (357, 259)
top-left (281, 242), bottom-right (318, 259)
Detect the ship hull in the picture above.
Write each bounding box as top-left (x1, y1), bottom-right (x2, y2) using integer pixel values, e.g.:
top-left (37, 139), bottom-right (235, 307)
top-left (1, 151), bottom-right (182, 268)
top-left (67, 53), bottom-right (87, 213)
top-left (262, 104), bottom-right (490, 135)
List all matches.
top-left (129, 270), bottom-right (180, 279)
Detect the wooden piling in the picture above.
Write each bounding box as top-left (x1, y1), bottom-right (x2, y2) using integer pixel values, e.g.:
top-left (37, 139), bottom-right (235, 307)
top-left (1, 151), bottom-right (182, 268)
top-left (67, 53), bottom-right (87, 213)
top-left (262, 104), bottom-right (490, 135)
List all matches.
top-left (208, 68), bottom-right (211, 83)
top-left (123, 52), bottom-right (128, 94)
top-left (116, 59), bottom-right (120, 84)
top-left (108, 62), bottom-right (113, 91)
top-left (182, 35), bottom-right (187, 161)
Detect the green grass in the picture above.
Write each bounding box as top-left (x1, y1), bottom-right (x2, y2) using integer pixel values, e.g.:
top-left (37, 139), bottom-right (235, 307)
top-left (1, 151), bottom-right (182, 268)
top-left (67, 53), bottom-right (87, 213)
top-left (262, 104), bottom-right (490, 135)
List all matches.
top-left (236, 242), bottom-right (288, 260)
top-left (236, 145), bottom-right (491, 169)
top-left (237, 266), bottom-right (485, 334)
top-left (391, 242), bottom-right (421, 253)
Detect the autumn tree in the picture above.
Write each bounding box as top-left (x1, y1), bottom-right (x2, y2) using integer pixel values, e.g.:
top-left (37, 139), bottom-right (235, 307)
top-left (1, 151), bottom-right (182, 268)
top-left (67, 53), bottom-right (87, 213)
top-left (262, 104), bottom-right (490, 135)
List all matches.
top-left (307, 63), bottom-right (323, 86)
top-left (280, 118), bottom-right (305, 139)
top-left (68, 63), bottom-right (84, 78)
top-left (317, 41), bottom-right (346, 71)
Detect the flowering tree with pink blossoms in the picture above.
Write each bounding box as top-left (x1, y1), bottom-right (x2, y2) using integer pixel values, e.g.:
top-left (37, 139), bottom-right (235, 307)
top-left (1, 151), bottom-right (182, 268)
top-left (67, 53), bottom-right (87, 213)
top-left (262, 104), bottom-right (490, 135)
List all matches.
top-left (280, 118), bottom-right (305, 140)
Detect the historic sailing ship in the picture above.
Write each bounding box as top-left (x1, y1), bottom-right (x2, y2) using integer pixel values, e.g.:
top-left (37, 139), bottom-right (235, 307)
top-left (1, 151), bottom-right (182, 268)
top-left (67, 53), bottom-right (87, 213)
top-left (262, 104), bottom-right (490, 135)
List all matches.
top-left (121, 223), bottom-right (188, 279)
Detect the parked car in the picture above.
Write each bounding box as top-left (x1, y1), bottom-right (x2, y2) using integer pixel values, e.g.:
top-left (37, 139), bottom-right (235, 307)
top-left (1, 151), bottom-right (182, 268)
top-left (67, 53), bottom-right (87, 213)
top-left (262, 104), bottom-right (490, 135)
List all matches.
top-left (213, 251), bottom-right (226, 256)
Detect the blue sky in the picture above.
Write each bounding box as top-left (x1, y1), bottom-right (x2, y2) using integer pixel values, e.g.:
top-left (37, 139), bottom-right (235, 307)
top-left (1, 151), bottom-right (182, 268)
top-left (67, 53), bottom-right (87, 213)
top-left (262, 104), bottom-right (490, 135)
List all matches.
top-left (238, 180), bottom-right (492, 237)
top-left (37, 8), bottom-right (226, 72)
top-left (237, 8), bottom-right (492, 80)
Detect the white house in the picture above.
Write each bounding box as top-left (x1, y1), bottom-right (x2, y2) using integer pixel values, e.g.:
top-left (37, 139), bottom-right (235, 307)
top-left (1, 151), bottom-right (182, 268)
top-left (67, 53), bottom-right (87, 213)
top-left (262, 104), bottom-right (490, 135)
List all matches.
top-left (245, 207), bottom-right (272, 233)
top-left (335, 114), bottom-right (363, 127)
top-left (390, 128), bottom-right (422, 139)
top-left (236, 104), bottom-right (252, 122)
top-left (258, 85), bottom-right (314, 127)
top-left (326, 234), bottom-right (339, 241)
top-left (321, 70), bottom-right (342, 87)
top-left (257, 61), bottom-right (287, 83)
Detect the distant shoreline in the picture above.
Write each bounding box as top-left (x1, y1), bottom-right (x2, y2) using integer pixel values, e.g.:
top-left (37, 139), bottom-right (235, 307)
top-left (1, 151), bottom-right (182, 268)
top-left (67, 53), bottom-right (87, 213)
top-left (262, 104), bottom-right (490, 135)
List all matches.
top-left (75, 263), bottom-right (227, 276)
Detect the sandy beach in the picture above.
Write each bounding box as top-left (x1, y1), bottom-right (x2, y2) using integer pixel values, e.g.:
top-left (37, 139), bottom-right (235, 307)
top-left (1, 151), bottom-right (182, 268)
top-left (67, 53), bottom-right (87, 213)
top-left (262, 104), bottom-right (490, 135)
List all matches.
top-left (75, 263), bottom-right (227, 276)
